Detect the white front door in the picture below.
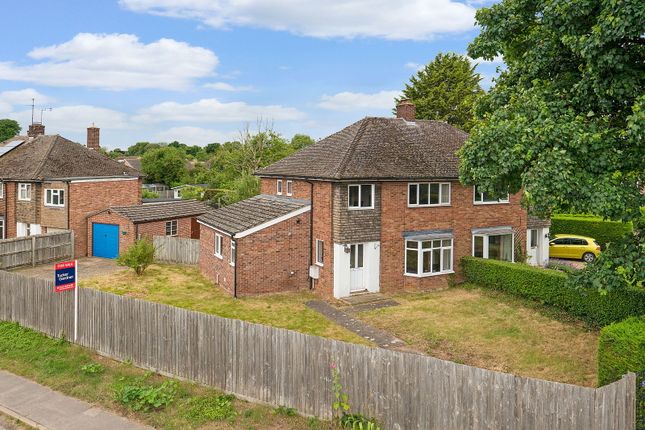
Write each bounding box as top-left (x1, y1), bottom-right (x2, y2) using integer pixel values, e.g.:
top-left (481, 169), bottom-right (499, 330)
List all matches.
top-left (349, 244), bottom-right (365, 292)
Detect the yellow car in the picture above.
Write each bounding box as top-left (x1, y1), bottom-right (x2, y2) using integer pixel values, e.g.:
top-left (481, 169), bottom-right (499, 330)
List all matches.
top-left (549, 234), bottom-right (601, 263)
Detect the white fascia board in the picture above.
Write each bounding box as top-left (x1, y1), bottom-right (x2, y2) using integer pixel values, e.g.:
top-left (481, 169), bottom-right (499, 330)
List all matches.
top-left (68, 177), bottom-right (139, 183)
top-left (196, 220), bottom-right (233, 237)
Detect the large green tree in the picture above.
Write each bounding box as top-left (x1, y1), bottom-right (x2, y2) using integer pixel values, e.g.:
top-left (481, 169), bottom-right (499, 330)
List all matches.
top-left (141, 147), bottom-right (187, 187)
top-left (397, 53), bottom-right (485, 131)
top-left (459, 0), bottom-right (644, 291)
top-left (0, 119), bottom-right (21, 142)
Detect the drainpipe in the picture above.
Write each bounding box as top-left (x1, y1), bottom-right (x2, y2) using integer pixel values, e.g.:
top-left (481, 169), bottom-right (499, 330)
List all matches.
top-left (232, 238), bottom-right (238, 298)
top-left (306, 180), bottom-right (315, 290)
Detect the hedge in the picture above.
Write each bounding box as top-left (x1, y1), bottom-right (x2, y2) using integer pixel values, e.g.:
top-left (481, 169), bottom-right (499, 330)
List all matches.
top-left (460, 257), bottom-right (645, 327)
top-left (597, 317), bottom-right (645, 386)
top-left (550, 214), bottom-right (633, 248)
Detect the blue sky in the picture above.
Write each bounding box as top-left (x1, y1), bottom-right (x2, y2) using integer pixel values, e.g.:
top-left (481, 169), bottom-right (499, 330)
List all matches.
top-left (0, 0), bottom-right (501, 150)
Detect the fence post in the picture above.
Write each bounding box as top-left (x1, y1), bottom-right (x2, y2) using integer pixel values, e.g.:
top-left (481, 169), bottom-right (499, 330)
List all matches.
top-left (70, 230), bottom-right (75, 260)
top-left (31, 236), bottom-right (36, 267)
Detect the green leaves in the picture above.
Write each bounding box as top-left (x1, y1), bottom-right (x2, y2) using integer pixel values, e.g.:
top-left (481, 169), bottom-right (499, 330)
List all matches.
top-left (115, 380), bottom-right (178, 412)
top-left (0, 118), bottom-right (21, 142)
top-left (116, 239), bottom-right (156, 276)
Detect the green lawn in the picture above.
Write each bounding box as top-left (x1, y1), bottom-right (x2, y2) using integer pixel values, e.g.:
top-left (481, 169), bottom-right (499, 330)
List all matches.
top-left (79, 264), bottom-right (369, 345)
top-left (357, 284), bottom-right (599, 387)
top-left (0, 321), bottom-right (337, 430)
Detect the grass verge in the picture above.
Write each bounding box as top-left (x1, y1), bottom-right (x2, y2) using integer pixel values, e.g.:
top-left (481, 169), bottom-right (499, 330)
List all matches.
top-left (0, 321), bottom-right (337, 430)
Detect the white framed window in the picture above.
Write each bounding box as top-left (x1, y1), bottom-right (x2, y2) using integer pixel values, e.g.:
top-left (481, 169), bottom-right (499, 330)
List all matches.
top-left (44, 189), bottom-right (65, 207)
top-left (348, 184), bottom-right (374, 209)
top-left (165, 220), bottom-right (178, 236)
top-left (286, 180), bottom-right (293, 196)
top-left (473, 185), bottom-right (509, 204)
top-left (17, 222), bottom-right (39, 237)
top-left (230, 241), bottom-right (236, 266)
top-left (0, 218), bottom-right (4, 239)
top-left (529, 229), bottom-right (538, 248)
top-left (214, 234), bottom-right (223, 258)
top-left (408, 182), bottom-right (451, 207)
top-left (315, 239), bottom-right (324, 266)
top-left (473, 233), bottom-right (514, 261)
top-left (405, 238), bottom-right (453, 276)
top-left (0, 182), bottom-right (3, 199)
top-left (277, 179), bottom-right (283, 195)
top-left (18, 183), bottom-right (31, 201)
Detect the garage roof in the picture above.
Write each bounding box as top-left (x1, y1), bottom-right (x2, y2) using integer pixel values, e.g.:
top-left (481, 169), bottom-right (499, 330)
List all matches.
top-left (109, 200), bottom-right (211, 223)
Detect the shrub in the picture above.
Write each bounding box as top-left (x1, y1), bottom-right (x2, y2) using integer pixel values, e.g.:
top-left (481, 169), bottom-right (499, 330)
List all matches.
top-left (115, 380), bottom-right (178, 412)
top-left (460, 257), bottom-right (645, 327)
top-left (117, 239), bottom-right (155, 276)
top-left (597, 317), bottom-right (645, 386)
top-left (340, 413), bottom-right (382, 430)
top-left (141, 189), bottom-right (159, 199)
top-left (551, 214), bottom-right (633, 248)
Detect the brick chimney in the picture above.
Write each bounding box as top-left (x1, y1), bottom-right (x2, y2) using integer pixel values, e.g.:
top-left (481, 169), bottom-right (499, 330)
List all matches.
top-left (396, 99), bottom-right (416, 121)
top-left (27, 123), bottom-right (45, 138)
top-left (87, 125), bottom-right (100, 150)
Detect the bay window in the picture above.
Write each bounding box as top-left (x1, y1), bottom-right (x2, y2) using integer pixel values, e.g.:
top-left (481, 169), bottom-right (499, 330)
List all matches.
top-left (405, 238), bottom-right (453, 276)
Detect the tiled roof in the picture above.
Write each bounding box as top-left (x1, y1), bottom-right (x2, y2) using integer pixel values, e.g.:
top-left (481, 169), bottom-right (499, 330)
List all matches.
top-left (198, 194), bottom-right (310, 235)
top-left (255, 117), bottom-right (468, 180)
top-left (528, 216), bottom-right (551, 229)
top-left (0, 135), bottom-right (141, 180)
top-left (110, 200), bottom-right (211, 223)
top-left (117, 157), bottom-right (142, 172)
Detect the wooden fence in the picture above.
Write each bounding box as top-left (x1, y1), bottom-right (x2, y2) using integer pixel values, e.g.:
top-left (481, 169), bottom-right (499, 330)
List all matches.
top-left (153, 235), bottom-right (200, 265)
top-left (0, 271), bottom-right (636, 430)
top-left (0, 232), bottom-right (73, 270)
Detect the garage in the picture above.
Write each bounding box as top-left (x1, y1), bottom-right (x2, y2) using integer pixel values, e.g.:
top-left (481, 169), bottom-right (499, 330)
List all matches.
top-left (92, 223), bottom-right (119, 259)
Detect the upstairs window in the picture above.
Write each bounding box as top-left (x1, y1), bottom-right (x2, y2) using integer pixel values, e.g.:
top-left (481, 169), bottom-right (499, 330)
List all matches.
top-left (348, 184), bottom-right (374, 209)
top-left (408, 183), bottom-right (451, 207)
top-left (18, 183), bottom-right (31, 201)
top-left (45, 189), bottom-right (65, 207)
top-left (0, 182), bottom-right (3, 199)
top-left (474, 186), bottom-right (509, 204)
top-left (286, 180), bottom-right (293, 196)
top-left (0, 218), bottom-right (4, 239)
top-left (165, 220), bottom-right (178, 236)
top-left (277, 180), bottom-right (283, 195)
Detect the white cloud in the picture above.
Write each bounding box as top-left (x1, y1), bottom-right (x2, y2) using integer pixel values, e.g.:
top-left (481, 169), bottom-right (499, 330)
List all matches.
top-left (154, 126), bottom-right (239, 145)
top-left (203, 82), bottom-right (252, 92)
top-left (0, 33), bottom-right (218, 91)
top-left (0, 88), bottom-right (52, 114)
top-left (119, 0), bottom-right (477, 40)
top-left (318, 90), bottom-right (400, 112)
top-left (467, 55), bottom-right (504, 66)
top-left (134, 98), bottom-right (305, 123)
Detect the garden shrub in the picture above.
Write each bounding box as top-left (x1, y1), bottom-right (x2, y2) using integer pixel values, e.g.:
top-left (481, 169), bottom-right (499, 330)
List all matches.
top-left (597, 317), bottom-right (645, 386)
top-left (551, 214), bottom-right (633, 248)
top-left (117, 239), bottom-right (156, 276)
top-left (460, 257), bottom-right (645, 327)
top-left (115, 380), bottom-right (178, 412)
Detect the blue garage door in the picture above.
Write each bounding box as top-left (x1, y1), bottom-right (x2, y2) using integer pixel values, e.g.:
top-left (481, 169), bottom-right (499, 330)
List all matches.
top-left (92, 223), bottom-right (119, 259)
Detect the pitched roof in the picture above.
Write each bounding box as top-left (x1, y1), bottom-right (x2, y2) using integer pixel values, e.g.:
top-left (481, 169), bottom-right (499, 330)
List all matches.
top-left (255, 117), bottom-right (468, 180)
top-left (109, 200), bottom-right (211, 223)
top-left (198, 194), bottom-right (310, 235)
top-left (117, 157), bottom-right (142, 171)
top-left (528, 216), bottom-right (551, 229)
top-left (0, 135), bottom-right (141, 180)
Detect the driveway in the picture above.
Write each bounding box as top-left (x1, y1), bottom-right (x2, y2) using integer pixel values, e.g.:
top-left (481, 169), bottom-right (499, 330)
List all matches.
top-left (549, 258), bottom-right (585, 270)
top-left (11, 257), bottom-right (126, 281)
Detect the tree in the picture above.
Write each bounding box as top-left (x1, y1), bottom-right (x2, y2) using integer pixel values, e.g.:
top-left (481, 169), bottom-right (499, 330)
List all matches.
top-left (290, 134), bottom-right (316, 150)
top-left (459, 0), bottom-right (644, 291)
top-left (397, 53), bottom-right (485, 132)
top-left (141, 147), bottom-right (187, 186)
top-left (117, 239), bottom-right (155, 276)
top-left (127, 141), bottom-right (161, 156)
top-left (0, 119), bottom-right (21, 142)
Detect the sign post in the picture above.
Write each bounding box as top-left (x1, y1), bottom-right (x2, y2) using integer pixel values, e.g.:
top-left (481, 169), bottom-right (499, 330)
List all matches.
top-left (55, 260), bottom-right (78, 341)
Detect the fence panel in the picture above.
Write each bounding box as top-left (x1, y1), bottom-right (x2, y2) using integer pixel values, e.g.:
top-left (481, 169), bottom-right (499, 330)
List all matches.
top-left (0, 271), bottom-right (636, 430)
top-left (153, 236), bottom-right (200, 265)
top-left (0, 232), bottom-right (73, 269)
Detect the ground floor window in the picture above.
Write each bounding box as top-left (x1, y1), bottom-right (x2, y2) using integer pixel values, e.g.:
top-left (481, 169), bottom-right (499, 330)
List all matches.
top-left (316, 239), bottom-right (324, 266)
top-left (0, 218), bottom-right (4, 239)
top-left (473, 233), bottom-right (513, 261)
top-left (230, 241), bottom-right (236, 266)
top-left (165, 220), bottom-right (178, 236)
top-left (405, 238), bottom-right (453, 276)
top-left (214, 233), bottom-right (223, 258)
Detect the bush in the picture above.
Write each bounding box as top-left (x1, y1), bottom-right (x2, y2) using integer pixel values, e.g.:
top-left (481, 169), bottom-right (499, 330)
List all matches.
top-left (115, 380), bottom-right (178, 412)
top-left (597, 317), bottom-right (645, 386)
top-left (117, 239), bottom-right (155, 276)
top-left (460, 257), bottom-right (645, 327)
top-left (551, 214), bottom-right (633, 248)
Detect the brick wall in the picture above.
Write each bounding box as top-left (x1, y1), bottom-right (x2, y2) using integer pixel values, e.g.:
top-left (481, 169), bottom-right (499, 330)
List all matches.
top-left (137, 217), bottom-right (194, 240)
top-left (3, 182), bottom-right (16, 237)
top-left (332, 183), bottom-right (381, 243)
top-left (380, 181), bottom-right (527, 292)
top-left (70, 178), bottom-right (141, 257)
top-left (236, 213), bottom-right (311, 296)
top-left (41, 182), bottom-right (69, 230)
top-left (87, 211), bottom-right (136, 256)
top-left (199, 225), bottom-right (235, 294)
top-left (15, 182), bottom-right (39, 224)
top-left (259, 177), bottom-right (311, 200)
top-left (311, 182), bottom-right (334, 296)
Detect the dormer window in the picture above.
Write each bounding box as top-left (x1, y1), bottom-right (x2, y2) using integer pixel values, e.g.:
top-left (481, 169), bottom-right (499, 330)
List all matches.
top-left (348, 184), bottom-right (374, 209)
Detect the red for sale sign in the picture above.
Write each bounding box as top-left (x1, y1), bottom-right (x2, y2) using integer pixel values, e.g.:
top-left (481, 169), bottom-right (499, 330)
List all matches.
top-left (54, 261), bottom-right (76, 293)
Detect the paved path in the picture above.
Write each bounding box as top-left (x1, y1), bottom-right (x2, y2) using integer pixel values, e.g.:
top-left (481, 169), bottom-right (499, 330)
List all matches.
top-left (306, 300), bottom-right (404, 348)
top-left (12, 257), bottom-right (126, 281)
top-left (0, 370), bottom-right (152, 430)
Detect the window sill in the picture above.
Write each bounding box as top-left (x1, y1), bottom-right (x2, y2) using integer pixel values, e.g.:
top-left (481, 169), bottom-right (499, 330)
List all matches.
top-left (229, 263), bottom-right (235, 267)
top-left (408, 204), bottom-right (451, 208)
top-left (473, 201), bottom-right (510, 205)
top-left (347, 206), bottom-right (374, 211)
top-left (315, 262), bottom-right (324, 267)
top-left (404, 270), bottom-right (454, 278)
top-left (18, 199), bottom-right (31, 202)
top-left (44, 204), bottom-right (65, 208)
top-left (214, 253), bottom-right (223, 260)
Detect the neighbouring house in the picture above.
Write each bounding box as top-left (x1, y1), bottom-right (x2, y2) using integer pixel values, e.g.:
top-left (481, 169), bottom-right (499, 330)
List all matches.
top-left (198, 195), bottom-right (311, 297)
top-left (0, 124), bottom-right (142, 257)
top-left (198, 101), bottom-right (549, 298)
top-left (87, 200), bottom-right (210, 259)
top-left (117, 156), bottom-right (143, 172)
top-left (171, 184), bottom-right (208, 199)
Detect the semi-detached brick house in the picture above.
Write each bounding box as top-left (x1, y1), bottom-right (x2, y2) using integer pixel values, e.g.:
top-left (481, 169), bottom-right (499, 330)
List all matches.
top-left (199, 102), bottom-right (550, 298)
top-left (0, 125), bottom-right (142, 257)
top-left (87, 200), bottom-right (210, 259)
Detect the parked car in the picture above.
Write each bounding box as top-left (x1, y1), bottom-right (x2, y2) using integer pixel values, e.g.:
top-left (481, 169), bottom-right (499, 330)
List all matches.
top-left (549, 234), bottom-right (601, 263)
